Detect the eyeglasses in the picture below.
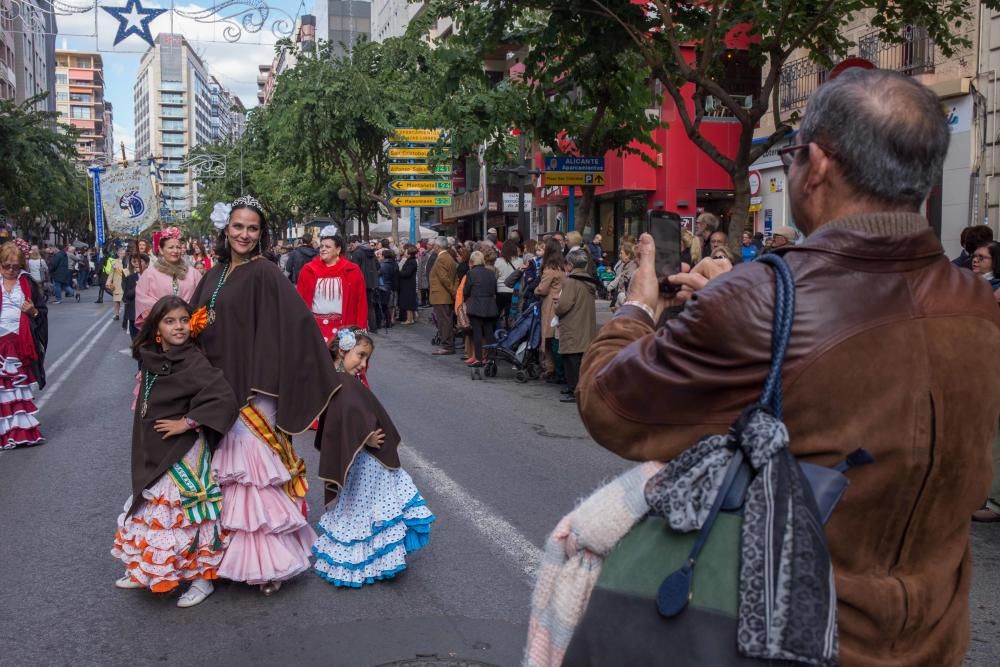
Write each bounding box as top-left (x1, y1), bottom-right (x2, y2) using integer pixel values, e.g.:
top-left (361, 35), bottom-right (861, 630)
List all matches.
top-left (972, 254), bottom-right (992, 263)
top-left (778, 142), bottom-right (836, 172)
top-left (711, 254), bottom-right (727, 260)
top-left (1, 264), bottom-right (20, 271)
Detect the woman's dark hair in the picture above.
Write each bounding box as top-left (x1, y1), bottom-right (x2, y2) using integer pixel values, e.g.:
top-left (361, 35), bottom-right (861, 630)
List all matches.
top-left (128, 253), bottom-right (150, 270)
top-left (542, 237), bottom-right (565, 270)
top-left (320, 232), bottom-right (345, 253)
top-left (191, 239), bottom-right (206, 257)
top-left (327, 325), bottom-right (375, 362)
top-left (456, 245), bottom-right (470, 263)
top-left (501, 238), bottom-right (519, 264)
top-left (382, 249), bottom-right (396, 261)
top-left (406, 246), bottom-right (418, 257)
top-left (131, 296), bottom-right (193, 360)
top-left (976, 241), bottom-right (1000, 270)
top-left (214, 203), bottom-right (272, 263)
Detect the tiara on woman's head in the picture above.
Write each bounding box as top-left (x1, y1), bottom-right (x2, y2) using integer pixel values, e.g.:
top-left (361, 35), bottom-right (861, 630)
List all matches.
top-left (232, 195), bottom-right (263, 211)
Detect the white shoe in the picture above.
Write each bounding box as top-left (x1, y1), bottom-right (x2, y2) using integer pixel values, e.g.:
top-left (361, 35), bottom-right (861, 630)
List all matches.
top-left (177, 580), bottom-right (214, 608)
top-left (115, 575), bottom-right (143, 589)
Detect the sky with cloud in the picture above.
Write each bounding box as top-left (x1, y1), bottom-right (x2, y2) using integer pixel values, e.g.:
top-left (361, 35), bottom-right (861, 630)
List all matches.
top-left (56, 0), bottom-right (310, 159)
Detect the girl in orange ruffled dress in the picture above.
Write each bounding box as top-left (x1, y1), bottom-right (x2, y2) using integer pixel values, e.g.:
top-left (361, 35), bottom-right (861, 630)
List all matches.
top-left (112, 296), bottom-right (239, 607)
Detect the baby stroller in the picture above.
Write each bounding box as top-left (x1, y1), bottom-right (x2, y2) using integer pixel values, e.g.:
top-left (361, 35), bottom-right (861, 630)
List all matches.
top-left (481, 302), bottom-right (543, 382)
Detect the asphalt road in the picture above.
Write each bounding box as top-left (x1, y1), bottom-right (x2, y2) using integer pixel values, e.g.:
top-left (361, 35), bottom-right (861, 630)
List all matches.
top-left (0, 297), bottom-right (998, 666)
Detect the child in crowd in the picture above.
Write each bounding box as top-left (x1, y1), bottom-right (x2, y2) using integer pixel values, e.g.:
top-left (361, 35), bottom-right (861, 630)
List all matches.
top-left (312, 326), bottom-right (435, 587)
top-left (111, 296), bottom-right (238, 607)
top-left (122, 253), bottom-right (148, 339)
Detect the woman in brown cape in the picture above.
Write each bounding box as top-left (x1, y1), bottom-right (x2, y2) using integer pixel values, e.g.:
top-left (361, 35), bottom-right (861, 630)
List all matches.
top-left (111, 296), bottom-right (238, 607)
top-left (189, 195), bottom-right (341, 595)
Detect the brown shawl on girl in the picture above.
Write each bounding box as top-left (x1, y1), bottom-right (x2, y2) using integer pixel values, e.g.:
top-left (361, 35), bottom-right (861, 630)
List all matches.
top-left (315, 374), bottom-right (401, 506)
top-left (128, 343), bottom-right (238, 516)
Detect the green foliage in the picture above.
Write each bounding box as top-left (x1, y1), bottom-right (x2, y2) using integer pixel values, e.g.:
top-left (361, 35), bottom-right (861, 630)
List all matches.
top-left (0, 95), bottom-right (91, 242)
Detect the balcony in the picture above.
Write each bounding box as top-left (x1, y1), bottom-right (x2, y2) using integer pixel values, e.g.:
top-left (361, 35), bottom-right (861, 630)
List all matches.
top-left (858, 25), bottom-right (934, 76)
top-left (779, 57), bottom-right (828, 111)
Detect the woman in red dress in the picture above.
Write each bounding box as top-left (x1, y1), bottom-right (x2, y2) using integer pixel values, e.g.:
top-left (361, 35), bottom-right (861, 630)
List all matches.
top-left (295, 227), bottom-right (368, 343)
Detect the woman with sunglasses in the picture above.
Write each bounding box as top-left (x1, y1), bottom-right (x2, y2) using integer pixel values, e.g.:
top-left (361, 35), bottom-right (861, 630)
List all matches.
top-left (0, 241), bottom-right (47, 449)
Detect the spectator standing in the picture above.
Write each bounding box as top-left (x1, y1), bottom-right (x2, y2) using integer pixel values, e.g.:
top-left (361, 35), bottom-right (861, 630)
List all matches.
top-left (971, 240), bottom-right (1000, 293)
top-left (377, 248), bottom-right (399, 330)
top-left (27, 246), bottom-right (48, 300)
top-left (953, 225), bottom-right (994, 269)
top-left (286, 234), bottom-right (318, 283)
top-left (429, 240), bottom-right (458, 355)
top-left (694, 212), bottom-right (720, 257)
top-left (417, 241), bottom-right (431, 307)
top-left (709, 230), bottom-right (728, 254)
top-left (349, 235), bottom-right (380, 327)
top-left (768, 225), bottom-right (799, 251)
top-left (397, 246), bottom-right (419, 325)
top-left (495, 239), bottom-right (522, 328)
top-left (463, 251), bottom-right (498, 366)
top-left (555, 250), bottom-right (599, 403)
top-left (576, 68), bottom-right (1000, 664)
top-left (536, 237), bottom-right (567, 384)
top-left (48, 244), bottom-right (76, 304)
top-left (104, 246), bottom-right (128, 320)
top-left (740, 231), bottom-right (760, 262)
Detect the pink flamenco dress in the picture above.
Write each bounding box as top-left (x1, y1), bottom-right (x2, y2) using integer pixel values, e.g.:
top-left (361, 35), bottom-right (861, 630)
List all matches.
top-left (211, 395), bottom-right (317, 584)
top-left (0, 274), bottom-right (44, 449)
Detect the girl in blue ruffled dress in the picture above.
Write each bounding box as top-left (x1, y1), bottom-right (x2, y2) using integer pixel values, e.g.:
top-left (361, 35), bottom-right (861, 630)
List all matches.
top-left (312, 326), bottom-right (435, 587)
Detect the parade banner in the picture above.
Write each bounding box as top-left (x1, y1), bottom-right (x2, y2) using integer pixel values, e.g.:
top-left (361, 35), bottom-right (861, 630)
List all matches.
top-left (89, 166), bottom-right (106, 247)
top-left (100, 165), bottom-right (159, 235)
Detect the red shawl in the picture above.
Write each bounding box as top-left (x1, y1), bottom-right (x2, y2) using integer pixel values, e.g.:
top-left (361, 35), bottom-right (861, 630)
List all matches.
top-left (1, 274), bottom-right (37, 363)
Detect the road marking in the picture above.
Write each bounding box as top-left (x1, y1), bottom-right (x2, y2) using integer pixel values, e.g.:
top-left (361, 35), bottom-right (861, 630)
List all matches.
top-left (401, 444), bottom-right (543, 578)
top-left (45, 315), bottom-right (113, 377)
top-left (37, 319), bottom-right (114, 411)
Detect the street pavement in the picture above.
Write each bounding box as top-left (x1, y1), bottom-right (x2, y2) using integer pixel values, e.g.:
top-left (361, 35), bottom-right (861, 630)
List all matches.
top-left (0, 296), bottom-right (998, 666)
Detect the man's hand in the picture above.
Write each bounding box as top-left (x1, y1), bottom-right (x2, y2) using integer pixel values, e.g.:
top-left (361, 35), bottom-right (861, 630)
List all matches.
top-left (154, 418), bottom-right (191, 439)
top-left (626, 233), bottom-right (676, 321)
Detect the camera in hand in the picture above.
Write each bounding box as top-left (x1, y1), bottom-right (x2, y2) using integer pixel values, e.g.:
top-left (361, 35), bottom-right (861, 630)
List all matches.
top-left (642, 210), bottom-right (683, 294)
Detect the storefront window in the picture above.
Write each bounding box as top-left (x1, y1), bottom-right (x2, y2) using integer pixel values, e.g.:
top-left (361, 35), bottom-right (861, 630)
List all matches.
top-left (617, 196), bottom-right (645, 244)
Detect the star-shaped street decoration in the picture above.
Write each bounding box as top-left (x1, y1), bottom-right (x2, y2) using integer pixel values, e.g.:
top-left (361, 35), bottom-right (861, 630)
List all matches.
top-left (101, 0), bottom-right (166, 48)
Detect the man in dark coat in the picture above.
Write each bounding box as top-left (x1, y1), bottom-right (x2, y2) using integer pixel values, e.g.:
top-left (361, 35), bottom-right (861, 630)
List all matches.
top-left (286, 234), bottom-right (318, 283)
top-left (48, 245), bottom-right (75, 304)
top-left (349, 236), bottom-right (380, 327)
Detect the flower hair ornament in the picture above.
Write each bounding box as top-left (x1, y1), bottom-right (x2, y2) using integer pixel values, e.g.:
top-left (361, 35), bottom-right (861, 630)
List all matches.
top-left (337, 328), bottom-right (358, 352)
top-left (160, 226), bottom-right (182, 241)
top-left (210, 202), bottom-right (232, 230)
top-left (12, 238), bottom-right (30, 256)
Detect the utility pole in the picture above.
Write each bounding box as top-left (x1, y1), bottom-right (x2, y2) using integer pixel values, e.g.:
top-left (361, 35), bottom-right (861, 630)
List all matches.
top-left (120, 142), bottom-right (128, 167)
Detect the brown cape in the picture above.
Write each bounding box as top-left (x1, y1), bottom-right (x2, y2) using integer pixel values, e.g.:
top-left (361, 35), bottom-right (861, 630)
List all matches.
top-left (315, 374), bottom-right (401, 507)
top-left (128, 343), bottom-right (238, 516)
top-left (191, 258), bottom-right (341, 434)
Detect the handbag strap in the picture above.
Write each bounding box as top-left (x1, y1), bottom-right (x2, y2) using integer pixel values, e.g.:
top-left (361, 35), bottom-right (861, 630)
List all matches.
top-left (657, 253), bottom-right (797, 618)
top-left (756, 254), bottom-right (796, 420)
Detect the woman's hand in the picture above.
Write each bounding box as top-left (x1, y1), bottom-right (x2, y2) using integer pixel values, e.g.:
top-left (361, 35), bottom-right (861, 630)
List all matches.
top-left (366, 428), bottom-right (386, 449)
top-left (20, 299), bottom-right (33, 313)
top-left (154, 418), bottom-right (191, 439)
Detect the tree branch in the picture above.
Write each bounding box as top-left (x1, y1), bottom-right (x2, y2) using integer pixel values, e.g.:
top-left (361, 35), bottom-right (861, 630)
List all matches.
top-left (657, 73), bottom-right (735, 174)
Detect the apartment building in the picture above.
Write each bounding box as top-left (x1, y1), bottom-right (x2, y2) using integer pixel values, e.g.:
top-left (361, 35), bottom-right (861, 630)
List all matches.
top-left (313, 0), bottom-right (370, 56)
top-left (11, 0), bottom-right (56, 111)
top-left (752, 7), bottom-right (993, 257)
top-left (55, 50), bottom-right (113, 164)
top-left (0, 0), bottom-right (15, 101)
top-left (371, 0), bottom-right (426, 42)
top-left (257, 14), bottom-right (316, 106)
top-left (134, 34), bottom-right (215, 216)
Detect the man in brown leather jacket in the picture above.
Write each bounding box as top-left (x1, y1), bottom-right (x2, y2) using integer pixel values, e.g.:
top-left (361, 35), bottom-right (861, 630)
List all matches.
top-left (577, 68), bottom-right (1000, 666)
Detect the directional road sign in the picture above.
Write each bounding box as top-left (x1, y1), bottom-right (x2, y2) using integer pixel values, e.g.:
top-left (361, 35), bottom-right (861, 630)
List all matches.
top-left (389, 195), bottom-right (453, 207)
top-left (388, 147), bottom-right (436, 159)
top-left (544, 156), bottom-right (605, 172)
top-left (389, 163), bottom-right (452, 175)
top-left (389, 179), bottom-right (452, 192)
top-left (543, 172), bottom-right (606, 186)
top-left (391, 128), bottom-right (451, 144)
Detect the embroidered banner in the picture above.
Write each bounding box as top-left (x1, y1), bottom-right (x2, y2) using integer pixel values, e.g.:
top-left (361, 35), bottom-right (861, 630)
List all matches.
top-left (100, 164), bottom-right (159, 235)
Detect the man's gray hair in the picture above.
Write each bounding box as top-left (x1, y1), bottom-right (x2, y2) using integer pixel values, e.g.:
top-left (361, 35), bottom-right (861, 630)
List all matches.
top-left (798, 68), bottom-right (949, 208)
top-left (696, 212), bottom-right (719, 232)
top-left (567, 248), bottom-right (589, 270)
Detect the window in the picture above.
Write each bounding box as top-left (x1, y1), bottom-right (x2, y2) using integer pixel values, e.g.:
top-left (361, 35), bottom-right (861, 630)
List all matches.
top-left (162, 119), bottom-right (184, 130)
top-left (161, 132), bottom-right (184, 144)
top-left (69, 93), bottom-right (91, 103)
top-left (75, 58), bottom-right (90, 68)
top-left (162, 146), bottom-right (185, 157)
top-left (56, 73), bottom-right (67, 84)
top-left (70, 106), bottom-right (92, 119)
top-left (161, 93), bottom-right (183, 104)
top-left (56, 92), bottom-right (68, 101)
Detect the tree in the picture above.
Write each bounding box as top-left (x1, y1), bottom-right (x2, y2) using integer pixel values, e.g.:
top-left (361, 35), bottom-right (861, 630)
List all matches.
top-left (264, 36), bottom-right (443, 242)
top-left (582, 0), bottom-right (998, 254)
top-left (429, 1), bottom-right (663, 236)
top-left (0, 95), bottom-right (89, 242)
